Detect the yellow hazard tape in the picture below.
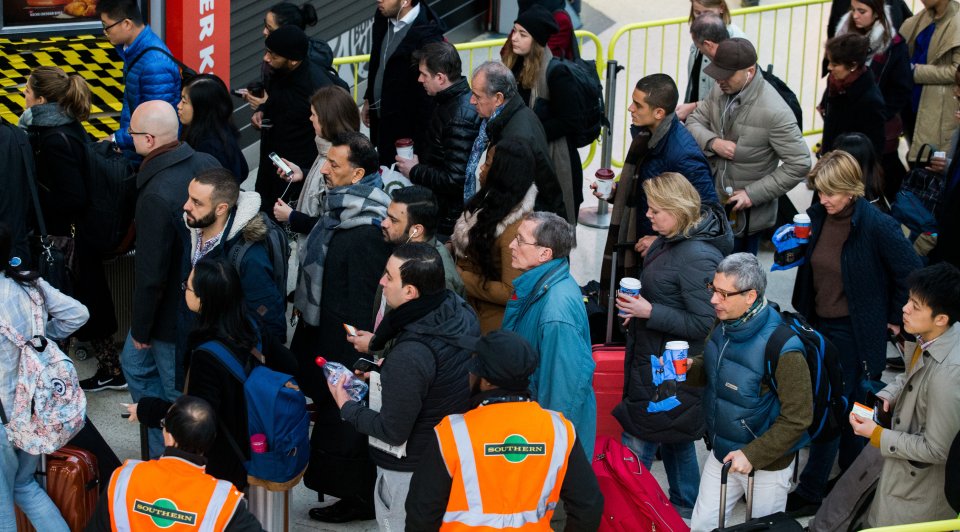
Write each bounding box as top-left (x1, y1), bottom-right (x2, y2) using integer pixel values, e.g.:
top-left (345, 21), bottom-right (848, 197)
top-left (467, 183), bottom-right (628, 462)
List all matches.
top-left (0, 35), bottom-right (122, 139)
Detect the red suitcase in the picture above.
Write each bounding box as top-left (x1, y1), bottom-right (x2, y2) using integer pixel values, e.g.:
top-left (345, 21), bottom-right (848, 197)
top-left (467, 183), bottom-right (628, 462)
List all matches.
top-left (593, 344), bottom-right (625, 440)
top-left (16, 445), bottom-right (99, 532)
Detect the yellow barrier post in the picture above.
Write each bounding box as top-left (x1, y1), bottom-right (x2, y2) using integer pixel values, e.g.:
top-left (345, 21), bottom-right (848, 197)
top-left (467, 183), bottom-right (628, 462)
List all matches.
top-left (861, 518), bottom-right (960, 532)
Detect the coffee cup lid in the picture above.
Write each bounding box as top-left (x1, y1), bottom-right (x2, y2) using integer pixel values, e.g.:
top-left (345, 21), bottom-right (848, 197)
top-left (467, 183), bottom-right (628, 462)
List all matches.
top-left (595, 168), bottom-right (615, 179)
top-left (665, 340), bottom-right (689, 350)
top-left (395, 138), bottom-right (414, 147)
top-left (619, 277), bottom-right (641, 289)
top-left (793, 213), bottom-right (811, 223)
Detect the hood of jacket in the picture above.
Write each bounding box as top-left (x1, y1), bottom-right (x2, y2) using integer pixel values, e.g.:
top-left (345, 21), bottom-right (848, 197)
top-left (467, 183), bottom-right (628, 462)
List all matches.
top-left (185, 190), bottom-right (264, 251)
top-left (662, 202), bottom-right (735, 255)
top-left (451, 184), bottom-right (537, 258)
top-left (511, 257), bottom-right (572, 304)
top-left (403, 291), bottom-right (479, 349)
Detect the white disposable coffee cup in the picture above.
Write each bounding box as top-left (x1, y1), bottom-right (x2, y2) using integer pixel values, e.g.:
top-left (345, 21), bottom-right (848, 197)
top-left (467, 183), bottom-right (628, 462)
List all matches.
top-left (665, 340), bottom-right (689, 350)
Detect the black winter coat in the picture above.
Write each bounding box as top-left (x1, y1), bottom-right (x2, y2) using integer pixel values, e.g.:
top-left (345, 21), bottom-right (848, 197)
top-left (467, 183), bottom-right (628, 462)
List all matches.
top-left (0, 123), bottom-right (32, 262)
top-left (871, 36), bottom-right (913, 122)
top-left (821, 69), bottom-right (886, 157)
top-left (340, 291), bottom-right (481, 471)
top-left (486, 96), bottom-right (566, 219)
top-left (256, 62), bottom-right (320, 219)
top-left (27, 120), bottom-right (88, 236)
top-left (297, 224), bottom-right (391, 399)
top-left (409, 78), bottom-right (482, 236)
top-left (132, 143), bottom-right (220, 343)
top-left (613, 204), bottom-right (733, 443)
top-left (364, 4), bottom-right (446, 165)
top-left (194, 134), bottom-right (248, 183)
top-left (792, 198), bottom-right (921, 377)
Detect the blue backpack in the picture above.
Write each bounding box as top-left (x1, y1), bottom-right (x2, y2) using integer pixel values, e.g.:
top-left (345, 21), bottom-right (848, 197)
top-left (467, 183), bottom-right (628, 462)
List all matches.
top-left (198, 341), bottom-right (310, 485)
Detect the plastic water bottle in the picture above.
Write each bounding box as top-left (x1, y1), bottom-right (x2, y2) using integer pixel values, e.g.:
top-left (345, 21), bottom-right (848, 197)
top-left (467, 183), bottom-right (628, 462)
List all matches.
top-left (315, 356), bottom-right (368, 402)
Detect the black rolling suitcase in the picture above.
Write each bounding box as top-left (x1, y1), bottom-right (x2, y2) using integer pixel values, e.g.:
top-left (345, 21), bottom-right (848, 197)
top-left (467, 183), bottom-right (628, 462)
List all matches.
top-left (714, 461), bottom-right (804, 531)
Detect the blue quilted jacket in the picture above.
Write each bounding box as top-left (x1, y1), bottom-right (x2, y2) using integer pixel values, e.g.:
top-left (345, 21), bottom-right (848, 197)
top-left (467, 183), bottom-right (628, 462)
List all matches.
top-left (115, 26), bottom-right (181, 155)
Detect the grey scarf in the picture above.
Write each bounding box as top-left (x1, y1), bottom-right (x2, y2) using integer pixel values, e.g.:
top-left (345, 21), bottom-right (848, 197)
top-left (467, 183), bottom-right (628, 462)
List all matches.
top-left (18, 103), bottom-right (74, 130)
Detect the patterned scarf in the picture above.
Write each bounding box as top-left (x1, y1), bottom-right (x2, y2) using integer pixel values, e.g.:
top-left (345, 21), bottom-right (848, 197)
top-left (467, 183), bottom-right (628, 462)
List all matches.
top-left (294, 172), bottom-right (389, 326)
top-left (463, 104), bottom-right (504, 203)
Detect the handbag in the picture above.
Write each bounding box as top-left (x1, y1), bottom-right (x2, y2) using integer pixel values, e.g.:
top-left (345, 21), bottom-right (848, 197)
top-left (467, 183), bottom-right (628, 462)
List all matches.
top-left (902, 143), bottom-right (945, 213)
top-left (22, 137), bottom-right (76, 293)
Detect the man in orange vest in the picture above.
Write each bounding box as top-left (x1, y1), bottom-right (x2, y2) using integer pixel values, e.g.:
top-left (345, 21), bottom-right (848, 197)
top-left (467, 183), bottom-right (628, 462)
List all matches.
top-left (86, 396), bottom-right (263, 531)
top-left (404, 330), bottom-right (603, 531)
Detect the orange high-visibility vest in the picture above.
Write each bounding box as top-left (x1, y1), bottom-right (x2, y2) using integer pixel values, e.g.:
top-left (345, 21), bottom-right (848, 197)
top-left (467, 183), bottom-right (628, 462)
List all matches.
top-left (435, 400), bottom-right (575, 531)
top-left (107, 457), bottom-right (243, 532)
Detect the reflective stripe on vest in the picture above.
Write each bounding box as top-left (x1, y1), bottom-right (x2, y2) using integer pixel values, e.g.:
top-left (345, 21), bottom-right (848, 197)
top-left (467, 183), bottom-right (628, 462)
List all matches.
top-left (198, 480), bottom-right (235, 532)
top-left (111, 460), bottom-right (142, 532)
top-left (441, 410), bottom-right (569, 528)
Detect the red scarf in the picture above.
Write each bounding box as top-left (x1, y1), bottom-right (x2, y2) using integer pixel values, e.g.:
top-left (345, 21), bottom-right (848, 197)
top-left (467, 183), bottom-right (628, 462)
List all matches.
top-left (827, 65), bottom-right (866, 96)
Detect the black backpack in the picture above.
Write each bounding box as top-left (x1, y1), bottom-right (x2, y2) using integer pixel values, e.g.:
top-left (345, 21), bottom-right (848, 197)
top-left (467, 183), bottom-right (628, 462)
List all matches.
top-left (763, 307), bottom-right (848, 447)
top-left (127, 46), bottom-right (198, 84)
top-left (760, 65), bottom-right (803, 131)
top-left (37, 129), bottom-right (137, 255)
top-left (227, 212), bottom-right (290, 298)
top-left (547, 57), bottom-right (607, 148)
top-left (308, 39), bottom-right (350, 91)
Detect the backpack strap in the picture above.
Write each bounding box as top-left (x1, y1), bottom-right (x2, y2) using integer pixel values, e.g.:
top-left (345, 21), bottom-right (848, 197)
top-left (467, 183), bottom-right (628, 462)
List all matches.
top-left (126, 46), bottom-right (193, 80)
top-left (762, 323), bottom-right (798, 393)
top-left (196, 340), bottom-right (248, 383)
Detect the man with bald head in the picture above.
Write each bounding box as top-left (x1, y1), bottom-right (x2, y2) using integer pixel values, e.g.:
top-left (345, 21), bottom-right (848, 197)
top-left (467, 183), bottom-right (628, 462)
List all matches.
top-left (121, 100), bottom-right (220, 457)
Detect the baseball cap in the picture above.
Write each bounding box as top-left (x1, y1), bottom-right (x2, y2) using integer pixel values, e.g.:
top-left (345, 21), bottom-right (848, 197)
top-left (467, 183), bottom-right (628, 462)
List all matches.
top-left (463, 331), bottom-right (540, 391)
top-left (704, 37), bottom-right (757, 80)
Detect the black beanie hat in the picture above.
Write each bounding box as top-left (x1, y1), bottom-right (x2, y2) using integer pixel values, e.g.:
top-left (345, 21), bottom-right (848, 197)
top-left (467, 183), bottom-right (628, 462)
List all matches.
top-left (515, 5), bottom-right (559, 47)
top-left (265, 25), bottom-right (309, 61)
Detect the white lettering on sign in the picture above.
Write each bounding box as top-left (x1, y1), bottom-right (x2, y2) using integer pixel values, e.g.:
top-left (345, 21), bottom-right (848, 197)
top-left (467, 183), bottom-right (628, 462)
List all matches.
top-left (199, 45), bottom-right (215, 73)
top-left (200, 0), bottom-right (214, 11)
top-left (199, 14), bottom-right (215, 40)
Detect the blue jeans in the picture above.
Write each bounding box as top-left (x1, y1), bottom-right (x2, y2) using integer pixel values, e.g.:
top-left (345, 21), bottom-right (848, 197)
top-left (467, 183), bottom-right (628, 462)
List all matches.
top-left (120, 333), bottom-right (180, 458)
top-left (0, 426), bottom-right (69, 532)
top-left (733, 234), bottom-right (761, 255)
top-left (622, 432), bottom-right (699, 517)
top-left (795, 317), bottom-right (866, 502)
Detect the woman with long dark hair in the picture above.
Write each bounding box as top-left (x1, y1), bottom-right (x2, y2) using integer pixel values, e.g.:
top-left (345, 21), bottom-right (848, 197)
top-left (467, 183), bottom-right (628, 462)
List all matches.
top-left (833, 132), bottom-right (887, 211)
top-left (126, 258), bottom-right (258, 490)
top-left (0, 222), bottom-right (87, 530)
top-left (502, 5), bottom-right (581, 224)
top-left (19, 66), bottom-right (124, 393)
top-left (178, 74), bottom-right (248, 181)
top-left (451, 139), bottom-right (538, 332)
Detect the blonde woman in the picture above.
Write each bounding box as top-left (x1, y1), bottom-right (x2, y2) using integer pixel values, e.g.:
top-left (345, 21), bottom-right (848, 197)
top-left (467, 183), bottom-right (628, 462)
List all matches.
top-left (788, 151), bottom-right (921, 513)
top-left (502, 4), bottom-right (581, 224)
top-left (615, 172), bottom-right (733, 518)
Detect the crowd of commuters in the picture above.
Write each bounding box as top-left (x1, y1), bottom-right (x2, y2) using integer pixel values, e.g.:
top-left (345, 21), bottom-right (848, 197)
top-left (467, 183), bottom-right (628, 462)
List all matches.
top-left (2, 0), bottom-right (960, 530)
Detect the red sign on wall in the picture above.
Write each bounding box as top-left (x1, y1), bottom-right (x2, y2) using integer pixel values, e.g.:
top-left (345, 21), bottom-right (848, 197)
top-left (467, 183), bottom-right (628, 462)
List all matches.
top-left (165, 0), bottom-right (230, 81)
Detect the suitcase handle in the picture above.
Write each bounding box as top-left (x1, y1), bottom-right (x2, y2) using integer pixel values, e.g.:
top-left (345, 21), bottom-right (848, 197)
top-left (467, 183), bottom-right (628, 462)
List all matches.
top-left (718, 461), bottom-right (756, 529)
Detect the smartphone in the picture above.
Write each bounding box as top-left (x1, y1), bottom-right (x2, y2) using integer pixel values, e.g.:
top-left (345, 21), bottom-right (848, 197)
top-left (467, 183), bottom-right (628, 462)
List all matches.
top-left (343, 323), bottom-right (358, 336)
top-left (120, 402), bottom-right (131, 418)
top-left (353, 357), bottom-right (380, 373)
top-left (269, 152), bottom-right (293, 177)
top-left (231, 87), bottom-right (248, 98)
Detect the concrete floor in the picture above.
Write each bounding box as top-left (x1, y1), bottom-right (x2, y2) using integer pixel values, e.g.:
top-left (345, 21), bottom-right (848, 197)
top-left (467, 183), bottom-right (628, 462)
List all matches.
top-left (79, 1), bottom-right (907, 530)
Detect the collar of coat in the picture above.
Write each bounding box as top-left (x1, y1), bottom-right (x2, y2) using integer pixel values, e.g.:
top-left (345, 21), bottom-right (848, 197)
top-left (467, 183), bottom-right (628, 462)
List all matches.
top-left (901, 0), bottom-right (960, 64)
top-left (910, 322), bottom-right (960, 365)
top-left (835, 6), bottom-right (896, 63)
top-left (185, 190), bottom-right (263, 252)
top-left (137, 142), bottom-right (194, 189)
top-left (451, 184), bottom-right (538, 258)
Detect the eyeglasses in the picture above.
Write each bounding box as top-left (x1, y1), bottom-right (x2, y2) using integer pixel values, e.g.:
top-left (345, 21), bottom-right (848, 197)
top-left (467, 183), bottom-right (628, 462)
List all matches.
top-left (102, 18), bottom-right (126, 33)
top-left (513, 234), bottom-right (540, 247)
top-left (181, 281), bottom-right (193, 293)
top-left (126, 127), bottom-right (153, 138)
top-left (706, 282), bottom-right (752, 301)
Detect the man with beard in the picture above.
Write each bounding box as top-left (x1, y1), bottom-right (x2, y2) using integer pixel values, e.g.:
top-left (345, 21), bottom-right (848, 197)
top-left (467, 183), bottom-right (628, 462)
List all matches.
top-left (362, 0), bottom-right (446, 165)
top-left (180, 168), bottom-right (286, 341)
top-left (121, 100), bottom-right (220, 457)
top-left (252, 25), bottom-right (323, 221)
top-left (349, 185), bottom-right (465, 355)
top-left (404, 330), bottom-right (604, 531)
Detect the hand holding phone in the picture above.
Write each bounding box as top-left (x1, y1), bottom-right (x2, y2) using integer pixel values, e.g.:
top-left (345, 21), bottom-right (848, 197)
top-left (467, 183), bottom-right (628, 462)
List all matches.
top-left (269, 152), bottom-right (293, 178)
top-left (343, 323), bottom-right (358, 336)
top-left (231, 88), bottom-right (249, 98)
top-left (352, 357), bottom-right (380, 373)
